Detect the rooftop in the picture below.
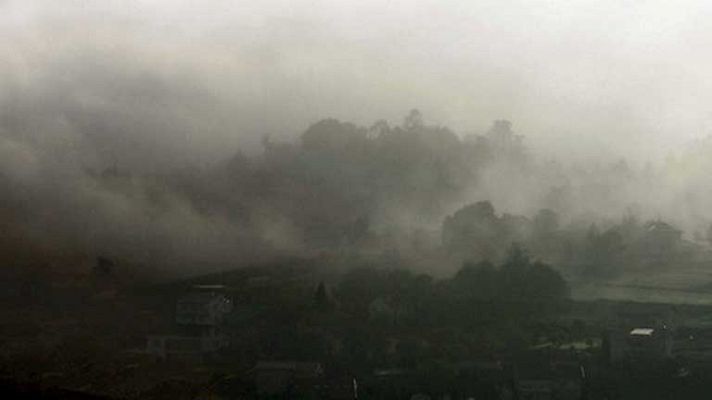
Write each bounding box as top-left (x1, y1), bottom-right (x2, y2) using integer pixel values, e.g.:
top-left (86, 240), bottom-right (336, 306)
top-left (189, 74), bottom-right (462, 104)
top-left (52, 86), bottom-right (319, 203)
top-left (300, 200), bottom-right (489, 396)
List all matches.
top-left (630, 328), bottom-right (655, 336)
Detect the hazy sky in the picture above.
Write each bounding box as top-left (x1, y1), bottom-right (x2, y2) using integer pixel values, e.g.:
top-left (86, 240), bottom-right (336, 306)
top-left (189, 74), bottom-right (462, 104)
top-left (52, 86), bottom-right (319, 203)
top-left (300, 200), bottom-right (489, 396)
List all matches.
top-left (5, 0), bottom-right (712, 275)
top-left (3, 0), bottom-right (712, 162)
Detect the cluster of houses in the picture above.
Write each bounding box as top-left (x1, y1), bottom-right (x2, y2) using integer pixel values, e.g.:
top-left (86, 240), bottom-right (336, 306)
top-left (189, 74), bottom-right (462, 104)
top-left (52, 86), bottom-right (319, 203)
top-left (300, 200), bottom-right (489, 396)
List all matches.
top-left (145, 284), bottom-right (233, 361)
top-left (138, 281), bottom-right (593, 399)
top-left (248, 357), bottom-right (585, 400)
top-left (136, 274), bottom-right (712, 399)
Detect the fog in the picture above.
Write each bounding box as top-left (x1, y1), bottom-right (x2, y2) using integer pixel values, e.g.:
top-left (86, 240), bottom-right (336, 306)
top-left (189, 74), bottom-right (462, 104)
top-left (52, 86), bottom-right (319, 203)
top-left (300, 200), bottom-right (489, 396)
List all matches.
top-left (6, 0), bottom-right (712, 157)
top-left (3, 0), bottom-right (712, 276)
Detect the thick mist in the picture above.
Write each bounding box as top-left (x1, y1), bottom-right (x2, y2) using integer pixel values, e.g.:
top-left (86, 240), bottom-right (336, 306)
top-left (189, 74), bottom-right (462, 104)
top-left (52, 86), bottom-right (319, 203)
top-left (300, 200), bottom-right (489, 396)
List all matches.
top-left (3, 0), bottom-right (712, 278)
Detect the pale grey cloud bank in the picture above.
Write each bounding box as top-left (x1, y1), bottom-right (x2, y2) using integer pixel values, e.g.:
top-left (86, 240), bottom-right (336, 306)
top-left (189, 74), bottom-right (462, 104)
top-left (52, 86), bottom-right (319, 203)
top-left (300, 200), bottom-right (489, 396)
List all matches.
top-left (3, 0), bottom-right (712, 275)
top-left (4, 0), bottom-right (712, 159)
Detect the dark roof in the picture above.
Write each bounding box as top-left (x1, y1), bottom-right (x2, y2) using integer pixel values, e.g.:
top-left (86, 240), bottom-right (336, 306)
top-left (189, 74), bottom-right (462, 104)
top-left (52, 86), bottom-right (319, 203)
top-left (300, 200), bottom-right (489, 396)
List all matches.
top-left (254, 361), bottom-right (323, 378)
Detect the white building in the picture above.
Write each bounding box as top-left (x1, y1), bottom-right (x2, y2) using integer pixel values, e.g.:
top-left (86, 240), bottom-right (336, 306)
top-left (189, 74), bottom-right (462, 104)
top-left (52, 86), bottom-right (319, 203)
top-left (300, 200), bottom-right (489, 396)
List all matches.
top-left (175, 291), bottom-right (233, 326)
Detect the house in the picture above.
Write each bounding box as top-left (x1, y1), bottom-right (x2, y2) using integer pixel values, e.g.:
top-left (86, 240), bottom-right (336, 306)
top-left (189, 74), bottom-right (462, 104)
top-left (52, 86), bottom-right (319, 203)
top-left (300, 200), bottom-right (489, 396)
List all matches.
top-left (368, 297), bottom-right (415, 325)
top-left (145, 334), bottom-right (229, 360)
top-left (144, 285), bottom-right (233, 361)
top-left (514, 351), bottom-right (586, 400)
top-left (606, 302), bottom-right (675, 331)
top-left (175, 290), bottom-right (233, 327)
top-left (451, 360), bottom-right (513, 400)
top-left (640, 221), bottom-right (682, 263)
top-left (369, 367), bottom-right (415, 399)
top-left (517, 379), bottom-right (554, 400)
top-left (601, 302), bottom-right (676, 365)
top-left (627, 327), bottom-right (672, 360)
top-left (252, 361), bottom-right (324, 397)
top-left (604, 327), bottom-right (672, 365)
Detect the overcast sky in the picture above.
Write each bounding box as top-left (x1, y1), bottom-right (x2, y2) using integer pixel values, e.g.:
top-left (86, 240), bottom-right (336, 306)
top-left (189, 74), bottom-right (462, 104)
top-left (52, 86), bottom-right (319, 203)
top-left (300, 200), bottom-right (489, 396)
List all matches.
top-left (2, 0), bottom-right (712, 162)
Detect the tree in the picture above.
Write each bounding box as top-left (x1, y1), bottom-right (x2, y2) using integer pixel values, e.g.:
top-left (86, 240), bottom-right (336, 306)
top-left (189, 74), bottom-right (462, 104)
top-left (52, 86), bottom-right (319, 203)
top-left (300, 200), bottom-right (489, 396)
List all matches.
top-left (583, 226), bottom-right (625, 278)
top-left (403, 109), bottom-right (423, 130)
top-left (502, 242), bottom-right (529, 272)
top-left (533, 209), bottom-right (559, 235)
top-left (451, 260), bottom-right (500, 321)
top-left (525, 261), bottom-right (570, 306)
top-left (449, 243), bottom-right (569, 324)
top-left (336, 268), bottom-right (389, 317)
top-left (442, 201), bottom-right (506, 262)
top-left (530, 209), bottom-right (561, 263)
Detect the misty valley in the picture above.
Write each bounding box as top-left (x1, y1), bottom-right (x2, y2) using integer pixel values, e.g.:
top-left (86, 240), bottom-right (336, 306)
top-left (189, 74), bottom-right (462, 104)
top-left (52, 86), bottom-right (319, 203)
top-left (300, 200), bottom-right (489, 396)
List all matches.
top-left (6, 1), bottom-right (712, 398)
top-left (4, 111), bottom-right (712, 399)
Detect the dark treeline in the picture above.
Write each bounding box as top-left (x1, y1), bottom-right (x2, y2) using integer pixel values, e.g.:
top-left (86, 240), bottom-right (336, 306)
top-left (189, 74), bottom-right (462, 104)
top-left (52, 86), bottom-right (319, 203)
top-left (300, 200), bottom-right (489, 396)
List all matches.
top-left (336, 244), bottom-right (568, 329)
top-left (443, 200), bottom-right (703, 279)
top-left (167, 110), bottom-right (525, 251)
top-left (159, 109), bottom-right (710, 278)
top-left (3, 108), bottom-right (712, 278)
top-left (251, 245), bottom-right (571, 373)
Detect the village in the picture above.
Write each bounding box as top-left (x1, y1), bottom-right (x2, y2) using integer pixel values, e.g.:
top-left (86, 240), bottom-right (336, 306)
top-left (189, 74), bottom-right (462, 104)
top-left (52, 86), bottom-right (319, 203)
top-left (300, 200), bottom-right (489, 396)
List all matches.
top-left (3, 255), bottom-right (712, 400)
